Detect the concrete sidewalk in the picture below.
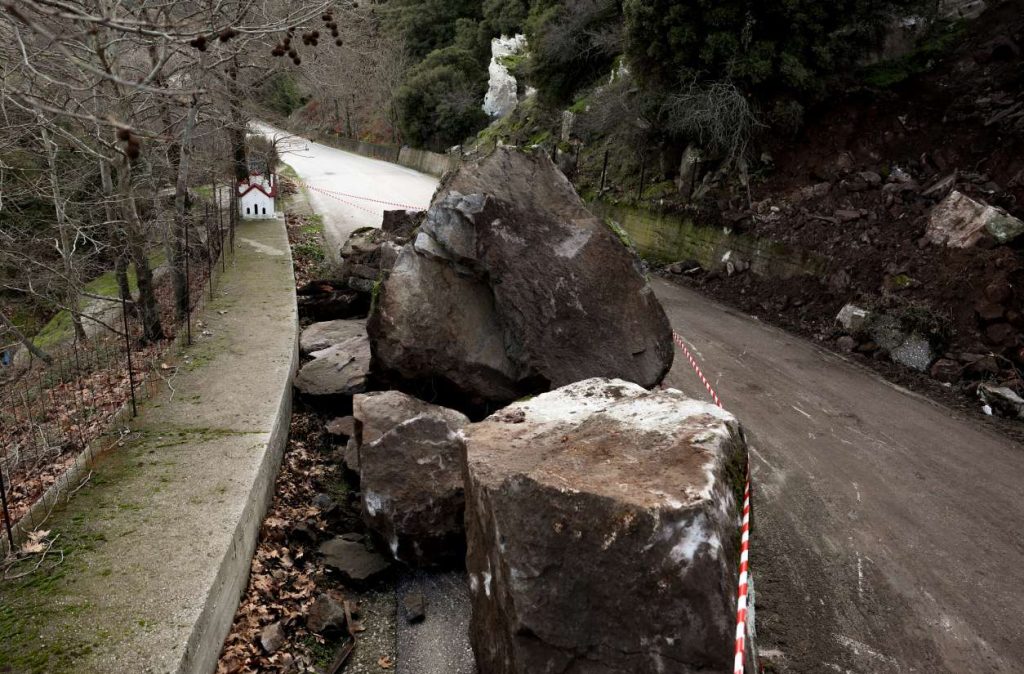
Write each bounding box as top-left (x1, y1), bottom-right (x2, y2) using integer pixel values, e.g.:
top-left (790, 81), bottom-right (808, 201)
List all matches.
top-left (0, 217), bottom-right (298, 673)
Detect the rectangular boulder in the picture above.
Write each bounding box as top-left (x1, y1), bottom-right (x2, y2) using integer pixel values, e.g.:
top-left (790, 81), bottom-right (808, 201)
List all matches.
top-left (462, 378), bottom-right (747, 674)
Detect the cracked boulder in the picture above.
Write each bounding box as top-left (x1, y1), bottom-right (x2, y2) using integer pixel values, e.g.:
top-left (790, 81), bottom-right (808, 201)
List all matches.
top-left (354, 391), bottom-right (470, 566)
top-left (463, 378), bottom-right (747, 674)
top-left (368, 147), bottom-right (673, 410)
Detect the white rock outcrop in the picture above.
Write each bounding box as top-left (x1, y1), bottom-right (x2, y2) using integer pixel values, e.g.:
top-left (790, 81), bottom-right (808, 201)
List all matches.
top-left (483, 34), bottom-right (527, 119)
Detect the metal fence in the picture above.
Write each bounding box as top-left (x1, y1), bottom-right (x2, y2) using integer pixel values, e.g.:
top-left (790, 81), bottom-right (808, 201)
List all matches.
top-left (0, 198), bottom-right (237, 554)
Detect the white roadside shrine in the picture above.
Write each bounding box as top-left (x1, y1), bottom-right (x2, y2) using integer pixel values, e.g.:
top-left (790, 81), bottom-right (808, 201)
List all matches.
top-left (238, 172), bottom-right (278, 219)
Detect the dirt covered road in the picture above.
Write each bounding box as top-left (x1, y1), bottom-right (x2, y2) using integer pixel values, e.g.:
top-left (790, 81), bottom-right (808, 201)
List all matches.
top-left (657, 279), bottom-right (1024, 673)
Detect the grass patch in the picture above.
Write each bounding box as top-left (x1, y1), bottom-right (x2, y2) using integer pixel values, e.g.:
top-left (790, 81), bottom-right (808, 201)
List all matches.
top-left (31, 251), bottom-right (167, 349)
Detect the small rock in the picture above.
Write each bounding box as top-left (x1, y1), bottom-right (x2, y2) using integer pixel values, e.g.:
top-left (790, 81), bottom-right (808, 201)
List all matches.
top-left (312, 493), bottom-right (335, 511)
top-left (326, 416), bottom-right (356, 438)
top-left (976, 301), bottom-right (1006, 323)
top-left (963, 354), bottom-right (1000, 378)
top-left (858, 171), bottom-right (883, 186)
top-left (307, 594), bottom-right (346, 634)
top-left (402, 592), bottom-right (427, 624)
top-left (985, 280), bottom-right (1013, 304)
top-left (289, 520), bottom-right (319, 545)
top-left (930, 359), bottom-right (962, 384)
top-left (260, 621), bottom-right (286, 654)
top-left (978, 384), bottom-right (1024, 420)
top-left (342, 437), bottom-right (360, 474)
top-left (340, 532), bottom-right (365, 542)
top-left (837, 335), bottom-right (857, 352)
top-left (985, 322), bottom-right (1016, 345)
top-left (835, 209), bottom-right (863, 222)
top-left (890, 335), bottom-right (934, 372)
top-left (319, 538), bottom-right (392, 583)
top-left (837, 304), bottom-right (871, 332)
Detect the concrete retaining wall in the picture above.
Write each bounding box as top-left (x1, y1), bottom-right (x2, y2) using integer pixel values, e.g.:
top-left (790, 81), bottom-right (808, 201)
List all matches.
top-left (591, 201), bottom-right (828, 279)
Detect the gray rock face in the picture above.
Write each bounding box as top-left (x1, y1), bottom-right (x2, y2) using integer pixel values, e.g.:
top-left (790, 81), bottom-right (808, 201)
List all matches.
top-left (299, 318), bottom-right (367, 355)
top-left (382, 209), bottom-right (424, 241)
top-left (369, 148), bottom-right (673, 408)
top-left (353, 391), bottom-right (470, 566)
top-left (294, 335), bottom-right (371, 397)
top-left (462, 378), bottom-right (746, 674)
top-left (319, 537), bottom-right (392, 583)
top-left (926, 190), bottom-right (1024, 248)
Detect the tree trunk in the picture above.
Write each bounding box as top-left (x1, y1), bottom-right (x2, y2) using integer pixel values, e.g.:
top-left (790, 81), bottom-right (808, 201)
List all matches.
top-left (118, 161), bottom-right (164, 343)
top-left (228, 56), bottom-right (249, 182)
top-left (170, 95), bottom-right (200, 322)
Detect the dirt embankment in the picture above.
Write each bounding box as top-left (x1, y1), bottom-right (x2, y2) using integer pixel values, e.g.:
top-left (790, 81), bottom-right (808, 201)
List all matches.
top-left (667, 2), bottom-right (1024, 427)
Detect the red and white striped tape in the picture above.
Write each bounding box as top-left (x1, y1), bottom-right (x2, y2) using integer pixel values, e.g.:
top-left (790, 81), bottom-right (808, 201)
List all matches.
top-left (670, 330), bottom-right (753, 674)
top-left (672, 331), bottom-right (722, 408)
top-left (300, 181), bottom-right (426, 212)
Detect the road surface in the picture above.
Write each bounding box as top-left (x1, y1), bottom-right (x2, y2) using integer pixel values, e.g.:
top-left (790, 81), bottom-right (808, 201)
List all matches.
top-left (256, 122), bottom-right (437, 263)
top-left (273, 129), bottom-right (1024, 673)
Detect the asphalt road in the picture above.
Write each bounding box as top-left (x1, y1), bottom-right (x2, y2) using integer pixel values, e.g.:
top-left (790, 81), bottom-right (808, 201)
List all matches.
top-left (256, 122), bottom-right (437, 263)
top-left (272, 129), bottom-right (1024, 673)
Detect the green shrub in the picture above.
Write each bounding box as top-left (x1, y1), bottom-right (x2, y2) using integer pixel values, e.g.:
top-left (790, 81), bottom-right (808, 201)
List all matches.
top-left (395, 43), bottom-right (490, 149)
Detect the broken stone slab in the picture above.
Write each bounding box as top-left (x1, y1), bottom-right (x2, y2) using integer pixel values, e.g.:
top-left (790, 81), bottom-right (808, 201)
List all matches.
top-left (353, 391), bottom-right (470, 566)
top-left (319, 538), bottom-right (392, 584)
top-left (837, 303), bottom-right (871, 332)
top-left (978, 384), bottom-right (1024, 420)
top-left (341, 226), bottom-right (387, 260)
top-left (369, 148), bottom-right (674, 408)
top-left (300, 319), bottom-right (367, 355)
top-left (925, 190), bottom-right (1024, 248)
top-left (463, 378), bottom-right (746, 674)
top-left (294, 335), bottom-right (371, 397)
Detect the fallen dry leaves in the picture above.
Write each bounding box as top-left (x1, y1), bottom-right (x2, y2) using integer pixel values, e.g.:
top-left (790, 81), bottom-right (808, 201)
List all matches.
top-left (217, 409), bottom-right (354, 674)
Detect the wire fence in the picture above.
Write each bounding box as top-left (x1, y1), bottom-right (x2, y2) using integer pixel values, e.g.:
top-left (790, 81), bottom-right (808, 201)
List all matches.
top-left (0, 195), bottom-right (237, 555)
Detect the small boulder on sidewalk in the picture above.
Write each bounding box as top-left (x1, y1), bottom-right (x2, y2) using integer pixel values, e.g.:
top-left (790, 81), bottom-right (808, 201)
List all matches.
top-left (306, 594), bottom-right (347, 634)
top-left (462, 378), bottom-right (747, 674)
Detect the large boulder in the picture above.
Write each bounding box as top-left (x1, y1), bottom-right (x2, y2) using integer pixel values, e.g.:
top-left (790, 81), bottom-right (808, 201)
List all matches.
top-left (294, 335), bottom-right (371, 397)
top-left (369, 148), bottom-right (673, 408)
top-left (462, 378), bottom-right (746, 674)
top-left (353, 391), bottom-right (471, 566)
top-left (925, 190), bottom-right (1024, 248)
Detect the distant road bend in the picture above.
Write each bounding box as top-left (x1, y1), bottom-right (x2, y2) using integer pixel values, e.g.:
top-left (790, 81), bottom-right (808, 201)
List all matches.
top-left (270, 125), bottom-right (1024, 674)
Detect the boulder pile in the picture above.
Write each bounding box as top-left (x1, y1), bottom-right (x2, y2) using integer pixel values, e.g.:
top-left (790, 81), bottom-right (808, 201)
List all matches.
top-left (369, 148), bottom-right (674, 409)
top-left (462, 378), bottom-right (747, 674)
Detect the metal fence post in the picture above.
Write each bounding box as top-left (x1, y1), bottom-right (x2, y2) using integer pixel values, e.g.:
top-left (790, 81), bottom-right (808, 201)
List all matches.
top-left (600, 150), bottom-right (609, 195)
top-left (121, 295), bottom-right (137, 417)
top-left (0, 464), bottom-right (14, 550)
top-left (185, 218), bottom-right (192, 346)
